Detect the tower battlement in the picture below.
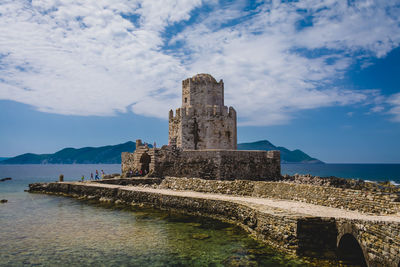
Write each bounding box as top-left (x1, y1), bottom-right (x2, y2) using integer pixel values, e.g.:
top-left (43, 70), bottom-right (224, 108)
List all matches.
top-left (181, 73), bottom-right (224, 108)
top-left (169, 105), bottom-right (236, 120)
top-left (169, 74), bottom-right (237, 150)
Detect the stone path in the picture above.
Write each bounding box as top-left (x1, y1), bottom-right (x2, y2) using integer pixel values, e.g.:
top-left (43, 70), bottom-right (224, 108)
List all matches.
top-left (75, 182), bottom-right (400, 223)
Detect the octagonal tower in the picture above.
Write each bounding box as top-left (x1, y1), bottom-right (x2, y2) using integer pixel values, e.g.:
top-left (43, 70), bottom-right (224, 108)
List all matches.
top-left (169, 74), bottom-right (237, 150)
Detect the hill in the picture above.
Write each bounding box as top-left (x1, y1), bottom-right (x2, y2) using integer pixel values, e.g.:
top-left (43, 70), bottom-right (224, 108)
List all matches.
top-left (237, 140), bottom-right (323, 164)
top-left (1, 140), bottom-right (322, 164)
top-left (1, 142), bottom-right (136, 164)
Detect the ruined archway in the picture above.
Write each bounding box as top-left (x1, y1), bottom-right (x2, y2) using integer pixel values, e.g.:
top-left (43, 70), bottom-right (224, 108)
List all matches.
top-left (337, 233), bottom-right (367, 266)
top-left (139, 152), bottom-right (151, 175)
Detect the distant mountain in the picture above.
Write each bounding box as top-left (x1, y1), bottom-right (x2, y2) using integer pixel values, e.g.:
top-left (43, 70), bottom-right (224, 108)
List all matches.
top-left (1, 142), bottom-right (137, 164)
top-left (237, 140), bottom-right (324, 164)
top-left (1, 140), bottom-right (322, 164)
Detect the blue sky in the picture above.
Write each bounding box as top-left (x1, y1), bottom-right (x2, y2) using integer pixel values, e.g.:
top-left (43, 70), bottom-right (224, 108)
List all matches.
top-left (0, 0), bottom-right (400, 163)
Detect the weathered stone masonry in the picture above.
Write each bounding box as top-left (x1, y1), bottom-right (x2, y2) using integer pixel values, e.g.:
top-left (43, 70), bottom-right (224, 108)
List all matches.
top-left (29, 180), bottom-right (400, 267)
top-left (169, 74), bottom-right (237, 150)
top-left (122, 143), bottom-right (280, 180)
top-left (122, 73), bottom-right (280, 180)
top-left (159, 177), bottom-right (400, 215)
top-left (158, 177), bottom-right (400, 266)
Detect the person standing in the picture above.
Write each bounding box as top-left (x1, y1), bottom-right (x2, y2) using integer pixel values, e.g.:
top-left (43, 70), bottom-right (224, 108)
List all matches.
top-left (101, 170), bottom-right (105, 179)
top-left (90, 173), bottom-right (93, 180)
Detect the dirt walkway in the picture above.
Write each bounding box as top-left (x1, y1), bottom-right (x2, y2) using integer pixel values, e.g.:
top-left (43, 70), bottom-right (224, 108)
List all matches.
top-left (75, 182), bottom-right (400, 223)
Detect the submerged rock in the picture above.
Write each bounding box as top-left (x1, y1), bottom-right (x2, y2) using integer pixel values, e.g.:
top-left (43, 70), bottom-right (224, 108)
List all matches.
top-left (0, 177), bottom-right (12, 182)
top-left (191, 233), bottom-right (210, 240)
top-left (222, 255), bottom-right (257, 267)
top-left (0, 199), bottom-right (8, 203)
top-left (186, 222), bottom-right (202, 227)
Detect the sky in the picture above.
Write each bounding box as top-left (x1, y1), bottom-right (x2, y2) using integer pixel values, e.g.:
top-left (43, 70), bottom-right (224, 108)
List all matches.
top-left (0, 0), bottom-right (400, 163)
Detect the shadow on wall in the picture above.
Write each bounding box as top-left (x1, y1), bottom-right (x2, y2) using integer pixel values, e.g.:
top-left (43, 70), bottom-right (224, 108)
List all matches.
top-left (140, 152), bottom-right (151, 174)
top-left (337, 233), bottom-right (367, 267)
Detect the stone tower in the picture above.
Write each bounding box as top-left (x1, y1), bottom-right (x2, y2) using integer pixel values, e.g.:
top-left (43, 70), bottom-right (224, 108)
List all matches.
top-left (169, 74), bottom-right (237, 150)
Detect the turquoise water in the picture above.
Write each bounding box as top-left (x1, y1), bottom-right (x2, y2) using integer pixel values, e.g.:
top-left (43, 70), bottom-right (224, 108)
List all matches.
top-left (0, 164), bottom-right (307, 267)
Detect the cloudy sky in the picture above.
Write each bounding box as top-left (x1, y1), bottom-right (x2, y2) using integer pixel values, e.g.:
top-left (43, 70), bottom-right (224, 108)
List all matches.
top-left (0, 0), bottom-right (400, 162)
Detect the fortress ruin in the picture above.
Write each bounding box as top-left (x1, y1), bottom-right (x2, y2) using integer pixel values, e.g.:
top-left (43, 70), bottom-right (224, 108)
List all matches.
top-left (121, 74), bottom-right (280, 180)
top-left (30, 77), bottom-right (400, 267)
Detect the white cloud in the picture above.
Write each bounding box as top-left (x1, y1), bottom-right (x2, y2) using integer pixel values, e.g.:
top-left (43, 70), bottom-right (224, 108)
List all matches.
top-left (388, 93), bottom-right (400, 122)
top-left (369, 106), bottom-right (385, 113)
top-left (0, 0), bottom-right (196, 118)
top-left (0, 0), bottom-right (399, 125)
top-left (174, 0), bottom-right (400, 124)
top-left (294, 0), bottom-right (400, 57)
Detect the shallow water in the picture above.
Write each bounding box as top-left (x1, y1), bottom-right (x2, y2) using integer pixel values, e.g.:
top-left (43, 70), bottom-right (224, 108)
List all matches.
top-left (1, 165), bottom-right (310, 266)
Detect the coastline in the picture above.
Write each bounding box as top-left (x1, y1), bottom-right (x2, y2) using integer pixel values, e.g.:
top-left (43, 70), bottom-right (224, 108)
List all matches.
top-left (1, 163), bottom-right (399, 184)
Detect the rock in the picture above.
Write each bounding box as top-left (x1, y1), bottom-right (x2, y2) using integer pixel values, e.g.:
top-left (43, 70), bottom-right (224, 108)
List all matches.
top-left (191, 233), bottom-right (210, 240)
top-left (247, 248), bottom-right (271, 255)
top-left (222, 255), bottom-right (257, 267)
top-left (186, 222), bottom-right (202, 227)
top-left (104, 173), bottom-right (120, 179)
top-left (0, 199), bottom-right (8, 203)
top-left (0, 177), bottom-right (11, 182)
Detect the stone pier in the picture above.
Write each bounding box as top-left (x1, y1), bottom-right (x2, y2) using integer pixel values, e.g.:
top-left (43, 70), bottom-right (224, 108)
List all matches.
top-left (29, 178), bottom-right (400, 267)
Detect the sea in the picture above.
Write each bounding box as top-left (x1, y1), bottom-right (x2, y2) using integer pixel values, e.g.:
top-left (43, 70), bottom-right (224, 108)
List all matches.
top-left (1, 163), bottom-right (399, 266)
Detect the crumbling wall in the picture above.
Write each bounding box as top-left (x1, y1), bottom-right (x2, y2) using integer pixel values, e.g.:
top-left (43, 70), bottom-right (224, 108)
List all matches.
top-left (121, 140), bottom-right (157, 176)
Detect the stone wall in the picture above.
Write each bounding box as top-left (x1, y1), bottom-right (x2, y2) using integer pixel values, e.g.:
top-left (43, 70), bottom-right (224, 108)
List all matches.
top-left (336, 219), bottom-right (400, 267)
top-left (121, 152), bottom-right (135, 175)
top-left (121, 146), bottom-right (281, 180)
top-left (169, 105), bottom-right (237, 150)
top-left (158, 177), bottom-right (400, 215)
top-left (95, 178), bottom-right (162, 186)
top-left (253, 182), bottom-right (400, 215)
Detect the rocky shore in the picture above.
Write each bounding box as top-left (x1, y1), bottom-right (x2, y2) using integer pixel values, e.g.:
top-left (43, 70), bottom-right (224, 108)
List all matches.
top-left (280, 174), bottom-right (400, 195)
